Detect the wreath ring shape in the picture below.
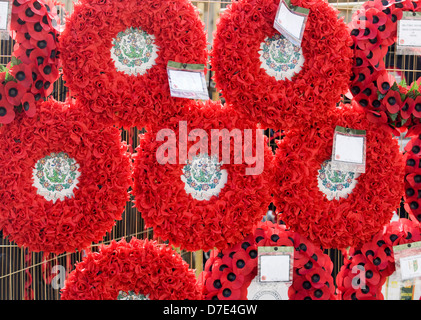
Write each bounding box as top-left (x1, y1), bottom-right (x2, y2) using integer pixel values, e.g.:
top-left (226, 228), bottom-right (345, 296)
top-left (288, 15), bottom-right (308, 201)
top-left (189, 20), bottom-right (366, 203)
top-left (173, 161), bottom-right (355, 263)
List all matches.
top-left (59, 0), bottom-right (208, 129)
top-left (132, 99), bottom-right (274, 252)
top-left (211, 0), bottom-right (353, 129)
top-left (271, 103), bottom-right (405, 249)
top-left (349, 0), bottom-right (421, 136)
top-left (199, 221), bottom-right (337, 300)
top-left (60, 237), bottom-right (201, 300)
top-left (0, 98), bottom-right (132, 254)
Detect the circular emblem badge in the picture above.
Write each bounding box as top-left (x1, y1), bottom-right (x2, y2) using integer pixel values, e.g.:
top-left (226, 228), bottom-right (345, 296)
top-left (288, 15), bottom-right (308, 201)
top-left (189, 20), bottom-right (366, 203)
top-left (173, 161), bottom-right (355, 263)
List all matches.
top-left (317, 160), bottom-right (360, 201)
top-left (181, 154), bottom-right (228, 201)
top-left (259, 33), bottom-right (304, 81)
top-left (246, 276), bottom-right (287, 300)
top-left (117, 291), bottom-right (150, 300)
top-left (32, 152), bottom-right (81, 203)
top-left (111, 27), bottom-right (158, 76)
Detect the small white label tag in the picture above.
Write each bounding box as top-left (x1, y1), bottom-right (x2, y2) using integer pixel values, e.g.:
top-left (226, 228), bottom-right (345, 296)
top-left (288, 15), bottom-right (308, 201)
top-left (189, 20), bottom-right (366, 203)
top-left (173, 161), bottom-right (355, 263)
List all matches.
top-left (0, 1), bottom-right (11, 40)
top-left (167, 61), bottom-right (209, 100)
top-left (258, 246), bottom-right (293, 283)
top-left (273, 0), bottom-right (309, 47)
top-left (334, 134), bottom-right (365, 164)
top-left (331, 126), bottom-right (366, 174)
top-left (400, 254), bottom-right (421, 280)
top-left (397, 12), bottom-right (421, 55)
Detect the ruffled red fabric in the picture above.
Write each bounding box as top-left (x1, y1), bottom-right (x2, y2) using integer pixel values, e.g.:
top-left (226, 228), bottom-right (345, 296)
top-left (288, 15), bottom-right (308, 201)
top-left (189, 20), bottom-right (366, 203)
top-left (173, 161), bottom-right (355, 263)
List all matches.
top-left (198, 221), bottom-right (336, 300)
top-left (337, 218), bottom-right (421, 300)
top-left (60, 237), bottom-right (201, 300)
top-left (403, 134), bottom-right (421, 223)
top-left (0, 0), bottom-right (61, 124)
top-left (211, 0), bottom-right (353, 129)
top-left (59, 0), bottom-right (208, 129)
top-left (272, 102), bottom-right (405, 249)
top-left (349, 0), bottom-right (421, 136)
top-left (132, 100), bottom-right (274, 251)
top-left (0, 98), bottom-right (132, 254)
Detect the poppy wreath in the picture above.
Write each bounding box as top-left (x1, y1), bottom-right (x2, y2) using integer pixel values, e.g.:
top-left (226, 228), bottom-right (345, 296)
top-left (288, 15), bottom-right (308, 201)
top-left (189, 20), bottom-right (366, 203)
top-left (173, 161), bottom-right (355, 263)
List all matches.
top-left (349, 0), bottom-right (421, 136)
top-left (403, 134), bottom-right (421, 223)
top-left (0, 0), bottom-right (62, 124)
top-left (271, 102), bottom-right (405, 249)
top-left (132, 99), bottom-right (274, 252)
top-left (0, 98), bottom-right (132, 254)
top-left (198, 221), bottom-right (336, 300)
top-left (336, 218), bottom-right (421, 300)
top-left (211, 0), bottom-right (353, 129)
top-left (59, 0), bottom-right (208, 129)
top-left (60, 237), bottom-right (201, 300)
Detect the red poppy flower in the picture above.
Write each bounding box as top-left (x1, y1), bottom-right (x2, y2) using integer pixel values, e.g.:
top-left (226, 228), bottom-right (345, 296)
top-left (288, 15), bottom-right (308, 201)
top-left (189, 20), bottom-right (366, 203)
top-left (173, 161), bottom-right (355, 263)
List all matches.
top-left (28, 0), bottom-right (47, 16)
top-left (9, 62), bottom-right (33, 88)
top-left (377, 70), bottom-right (396, 94)
top-left (404, 154), bottom-right (421, 175)
top-left (17, 3), bottom-right (41, 23)
top-left (4, 81), bottom-right (25, 106)
top-left (199, 221), bottom-right (336, 300)
top-left (383, 89), bottom-right (402, 114)
top-left (5, 0), bottom-right (61, 122)
top-left (404, 134), bottom-right (421, 223)
top-left (232, 251), bottom-right (255, 276)
top-left (353, 49), bottom-right (371, 69)
top-left (61, 238), bottom-right (201, 300)
top-left (29, 31), bottom-right (55, 55)
top-left (220, 269), bottom-right (246, 290)
top-left (401, 97), bottom-right (416, 119)
top-left (366, 109), bottom-right (388, 124)
top-left (411, 96), bottom-right (421, 118)
top-left (26, 20), bottom-right (49, 41)
top-left (349, 0), bottom-right (421, 132)
top-left (21, 92), bottom-right (35, 117)
top-left (38, 61), bottom-right (58, 83)
top-left (0, 100), bottom-right (16, 125)
top-left (365, 45), bottom-right (387, 69)
top-left (366, 8), bottom-right (387, 26)
top-left (14, 24), bottom-right (32, 48)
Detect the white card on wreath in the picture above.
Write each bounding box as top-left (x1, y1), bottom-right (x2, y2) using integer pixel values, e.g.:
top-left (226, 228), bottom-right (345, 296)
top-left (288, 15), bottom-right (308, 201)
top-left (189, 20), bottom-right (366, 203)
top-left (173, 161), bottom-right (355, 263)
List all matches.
top-left (258, 246), bottom-right (293, 283)
top-left (273, 0), bottom-right (309, 47)
top-left (0, 1), bottom-right (10, 32)
top-left (167, 61), bottom-right (209, 100)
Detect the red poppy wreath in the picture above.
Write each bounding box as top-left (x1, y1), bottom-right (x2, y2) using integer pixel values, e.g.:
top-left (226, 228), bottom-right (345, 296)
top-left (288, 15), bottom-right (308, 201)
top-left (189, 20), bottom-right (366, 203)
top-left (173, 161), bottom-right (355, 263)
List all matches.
top-left (0, 98), bottom-right (132, 254)
top-left (272, 102), bottom-right (405, 249)
top-left (60, 237), bottom-right (201, 300)
top-left (211, 0), bottom-right (353, 129)
top-left (336, 218), bottom-right (421, 300)
top-left (349, 0), bottom-right (421, 135)
top-left (132, 99), bottom-right (274, 252)
top-left (59, 0), bottom-right (208, 129)
top-left (403, 134), bottom-right (421, 224)
top-left (198, 221), bottom-right (336, 300)
top-left (0, 0), bottom-right (62, 124)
